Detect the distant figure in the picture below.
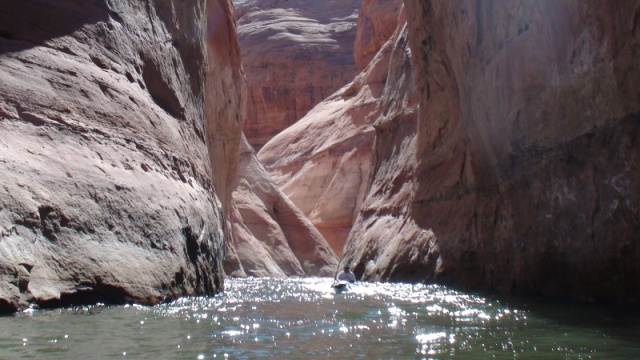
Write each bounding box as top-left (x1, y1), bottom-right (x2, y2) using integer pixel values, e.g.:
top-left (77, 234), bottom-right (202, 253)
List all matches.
top-left (337, 265), bottom-right (356, 283)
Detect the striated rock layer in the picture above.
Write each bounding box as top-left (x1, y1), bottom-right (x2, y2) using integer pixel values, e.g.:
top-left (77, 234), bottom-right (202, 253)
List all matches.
top-left (258, 0), bottom-right (405, 257)
top-left (234, 0), bottom-right (361, 147)
top-left (0, 0), bottom-right (243, 312)
top-left (225, 137), bottom-right (338, 277)
top-left (343, 0), bottom-right (640, 303)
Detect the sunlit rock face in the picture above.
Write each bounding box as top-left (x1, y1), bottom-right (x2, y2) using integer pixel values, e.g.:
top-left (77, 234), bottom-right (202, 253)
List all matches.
top-left (225, 137), bottom-right (338, 277)
top-left (348, 0), bottom-right (640, 303)
top-left (233, 0), bottom-right (361, 148)
top-left (0, 0), bottom-right (242, 312)
top-left (258, 0), bottom-right (405, 257)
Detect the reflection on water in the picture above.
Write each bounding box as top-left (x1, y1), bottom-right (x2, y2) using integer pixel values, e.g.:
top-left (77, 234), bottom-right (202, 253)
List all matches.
top-left (1, 277), bottom-right (639, 359)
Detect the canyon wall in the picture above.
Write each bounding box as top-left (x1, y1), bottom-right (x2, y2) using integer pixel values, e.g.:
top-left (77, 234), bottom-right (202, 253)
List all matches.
top-left (0, 0), bottom-right (242, 312)
top-left (225, 136), bottom-right (338, 277)
top-left (257, 0), bottom-right (404, 257)
top-left (344, 0), bottom-right (640, 303)
top-left (341, 3), bottom-right (434, 281)
top-left (234, 0), bottom-right (361, 147)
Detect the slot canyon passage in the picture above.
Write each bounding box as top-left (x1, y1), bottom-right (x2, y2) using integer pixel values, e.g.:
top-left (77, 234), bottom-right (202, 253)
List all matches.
top-left (0, 0), bottom-right (639, 357)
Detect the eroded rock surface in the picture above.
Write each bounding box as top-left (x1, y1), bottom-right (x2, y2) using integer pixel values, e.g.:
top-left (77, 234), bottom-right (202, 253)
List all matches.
top-left (234, 0), bottom-right (361, 147)
top-left (257, 0), bottom-right (405, 256)
top-left (0, 0), bottom-right (242, 312)
top-left (343, 0), bottom-right (640, 303)
top-left (225, 137), bottom-right (338, 277)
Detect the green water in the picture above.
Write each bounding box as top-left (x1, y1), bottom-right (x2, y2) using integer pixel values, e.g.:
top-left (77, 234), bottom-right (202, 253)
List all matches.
top-left (0, 277), bottom-right (638, 359)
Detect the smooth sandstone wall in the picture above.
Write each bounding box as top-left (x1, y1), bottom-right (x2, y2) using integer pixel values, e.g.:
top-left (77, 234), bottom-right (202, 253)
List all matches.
top-left (344, 0), bottom-right (640, 304)
top-left (0, 0), bottom-right (242, 312)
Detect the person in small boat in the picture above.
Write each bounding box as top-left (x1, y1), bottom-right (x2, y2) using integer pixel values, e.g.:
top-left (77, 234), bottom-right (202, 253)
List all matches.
top-left (337, 265), bottom-right (356, 283)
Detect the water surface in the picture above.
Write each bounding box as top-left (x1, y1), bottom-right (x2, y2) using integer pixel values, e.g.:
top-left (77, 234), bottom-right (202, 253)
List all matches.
top-left (1, 277), bottom-right (638, 359)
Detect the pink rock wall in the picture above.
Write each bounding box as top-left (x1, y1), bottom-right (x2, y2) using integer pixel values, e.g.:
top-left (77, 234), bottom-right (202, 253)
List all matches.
top-left (0, 0), bottom-right (242, 312)
top-left (341, 3), bottom-right (434, 281)
top-left (354, 0), bottom-right (403, 70)
top-left (225, 137), bottom-right (338, 277)
top-left (205, 0), bottom-right (247, 244)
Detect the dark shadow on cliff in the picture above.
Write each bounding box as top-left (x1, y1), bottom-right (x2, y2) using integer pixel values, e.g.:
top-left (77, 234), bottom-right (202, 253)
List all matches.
top-left (408, 112), bottom-right (640, 304)
top-left (0, 0), bottom-right (110, 55)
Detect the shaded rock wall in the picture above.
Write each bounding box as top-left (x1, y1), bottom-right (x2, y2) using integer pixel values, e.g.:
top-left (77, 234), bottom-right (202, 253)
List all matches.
top-left (225, 137), bottom-right (338, 277)
top-left (233, 0), bottom-right (361, 147)
top-left (341, 3), bottom-right (435, 281)
top-left (345, 0), bottom-right (640, 303)
top-left (0, 0), bottom-right (242, 312)
top-left (257, 0), bottom-right (404, 257)
top-left (205, 0), bottom-right (246, 242)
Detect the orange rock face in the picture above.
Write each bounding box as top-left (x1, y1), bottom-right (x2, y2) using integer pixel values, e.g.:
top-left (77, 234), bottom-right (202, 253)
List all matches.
top-left (234, 0), bottom-right (361, 147)
top-left (353, 0), bottom-right (403, 70)
top-left (0, 0), bottom-right (242, 312)
top-left (343, 0), bottom-right (640, 303)
top-left (257, 0), bottom-right (405, 257)
top-left (225, 137), bottom-right (338, 277)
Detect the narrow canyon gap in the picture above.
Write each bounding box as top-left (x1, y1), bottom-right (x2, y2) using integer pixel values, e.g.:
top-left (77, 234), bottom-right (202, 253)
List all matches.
top-left (223, 0), bottom-right (362, 276)
top-left (255, 0), bottom-right (404, 258)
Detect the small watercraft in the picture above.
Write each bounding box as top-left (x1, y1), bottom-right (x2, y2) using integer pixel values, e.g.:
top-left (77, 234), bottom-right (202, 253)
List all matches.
top-left (331, 280), bottom-right (350, 293)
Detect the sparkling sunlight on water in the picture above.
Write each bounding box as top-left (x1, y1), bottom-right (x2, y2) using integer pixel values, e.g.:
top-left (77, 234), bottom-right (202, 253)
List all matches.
top-left (1, 277), bottom-right (639, 359)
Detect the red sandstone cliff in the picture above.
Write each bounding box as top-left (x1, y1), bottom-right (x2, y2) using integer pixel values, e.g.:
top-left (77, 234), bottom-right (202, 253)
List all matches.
top-left (233, 0), bottom-right (361, 147)
top-left (228, 0), bottom-right (346, 277)
top-left (340, 2), bottom-right (430, 281)
top-left (0, 0), bottom-right (243, 312)
top-left (343, 0), bottom-right (640, 303)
